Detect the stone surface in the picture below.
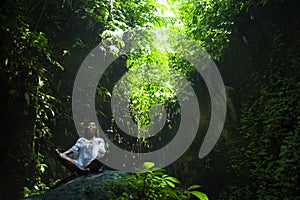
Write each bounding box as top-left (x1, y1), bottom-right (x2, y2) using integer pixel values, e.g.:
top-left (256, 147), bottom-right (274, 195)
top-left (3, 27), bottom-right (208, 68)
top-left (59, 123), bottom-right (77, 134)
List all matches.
top-left (26, 170), bottom-right (128, 200)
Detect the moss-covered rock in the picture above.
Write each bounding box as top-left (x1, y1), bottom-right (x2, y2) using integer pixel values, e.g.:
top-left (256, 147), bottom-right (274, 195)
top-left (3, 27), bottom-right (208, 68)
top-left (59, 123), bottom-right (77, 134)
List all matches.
top-left (26, 170), bottom-right (128, 200)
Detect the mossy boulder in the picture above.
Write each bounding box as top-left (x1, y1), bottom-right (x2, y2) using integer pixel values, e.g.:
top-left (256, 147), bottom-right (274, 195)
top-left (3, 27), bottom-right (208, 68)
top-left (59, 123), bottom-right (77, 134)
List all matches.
top-left (26, 170), bottom-right (129, 200)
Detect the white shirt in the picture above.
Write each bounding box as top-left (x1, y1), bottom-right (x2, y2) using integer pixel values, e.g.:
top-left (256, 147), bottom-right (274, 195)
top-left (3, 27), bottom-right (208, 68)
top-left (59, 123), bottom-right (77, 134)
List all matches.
top-left (68, 137), bottom-right (106, 168)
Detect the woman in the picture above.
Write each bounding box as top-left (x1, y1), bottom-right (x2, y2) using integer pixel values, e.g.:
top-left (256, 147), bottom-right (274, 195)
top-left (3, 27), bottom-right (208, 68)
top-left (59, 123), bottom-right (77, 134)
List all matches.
top-left (55, 122), bottom-right (106, 175)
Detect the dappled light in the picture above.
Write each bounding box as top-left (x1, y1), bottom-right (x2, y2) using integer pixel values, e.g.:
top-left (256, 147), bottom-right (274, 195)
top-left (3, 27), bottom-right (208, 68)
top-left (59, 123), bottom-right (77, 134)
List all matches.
top-left (0, 0), bottom-right (299, 199)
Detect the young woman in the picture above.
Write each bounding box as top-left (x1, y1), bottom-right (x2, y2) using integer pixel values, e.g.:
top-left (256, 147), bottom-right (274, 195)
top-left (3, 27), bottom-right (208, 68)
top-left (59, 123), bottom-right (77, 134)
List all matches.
top-left (55, 122), bottom-right (106, 175)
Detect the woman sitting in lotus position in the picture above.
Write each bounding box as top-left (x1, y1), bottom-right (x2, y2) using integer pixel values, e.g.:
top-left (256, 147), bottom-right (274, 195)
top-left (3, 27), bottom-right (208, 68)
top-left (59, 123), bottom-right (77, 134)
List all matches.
top-left (55, 122), bottom-right (106, 175)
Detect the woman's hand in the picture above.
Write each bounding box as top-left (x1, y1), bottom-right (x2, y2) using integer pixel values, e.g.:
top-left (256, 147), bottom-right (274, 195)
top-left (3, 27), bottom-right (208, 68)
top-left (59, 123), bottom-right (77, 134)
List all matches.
top-left (55, 149), bottom-right (61, 155)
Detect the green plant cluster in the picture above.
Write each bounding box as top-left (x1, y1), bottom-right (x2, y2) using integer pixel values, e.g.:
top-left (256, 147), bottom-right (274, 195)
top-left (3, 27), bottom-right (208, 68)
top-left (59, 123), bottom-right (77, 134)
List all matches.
top-left (27, 166), bottom-right (208, 200)
top-left (178, 0), bottom-right (245, 60)
top-left (114, 162), bottom-right (208, 200)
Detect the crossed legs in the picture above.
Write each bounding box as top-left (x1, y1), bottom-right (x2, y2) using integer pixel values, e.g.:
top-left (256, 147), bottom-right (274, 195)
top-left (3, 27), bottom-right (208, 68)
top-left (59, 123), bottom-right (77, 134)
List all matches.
top-left (55, 149), bottom-right (90, 175)
top-left (55, 149), bottom-right (102, 175)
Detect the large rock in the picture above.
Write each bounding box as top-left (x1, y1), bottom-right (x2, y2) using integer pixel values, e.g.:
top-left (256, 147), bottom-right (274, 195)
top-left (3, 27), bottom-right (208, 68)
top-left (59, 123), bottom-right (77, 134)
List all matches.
top-left (26, 170), bottom-right (128, 200)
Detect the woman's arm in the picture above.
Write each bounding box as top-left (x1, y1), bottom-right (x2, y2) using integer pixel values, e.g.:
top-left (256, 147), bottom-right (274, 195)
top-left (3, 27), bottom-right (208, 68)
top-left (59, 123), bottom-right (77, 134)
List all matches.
top-left (55, 149), bottom-right (73, 157)
top-left (55, 138), bottom-right (82, 157)
top-left (62, 149), bottom-right (73, 155)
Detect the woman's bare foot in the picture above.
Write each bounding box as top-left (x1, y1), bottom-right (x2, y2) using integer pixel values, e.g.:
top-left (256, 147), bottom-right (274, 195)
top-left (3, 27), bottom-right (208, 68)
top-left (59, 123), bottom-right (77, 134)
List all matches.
top-left (77, 167), bottom-right (90, 175)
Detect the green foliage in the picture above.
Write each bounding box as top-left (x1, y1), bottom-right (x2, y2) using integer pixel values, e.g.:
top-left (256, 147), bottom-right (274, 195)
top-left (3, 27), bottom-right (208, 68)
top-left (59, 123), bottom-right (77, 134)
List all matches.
top-left (236, 68), bottom-right (300, 199)
top-left (105, 27), bottom-right (197, 153)
top-left (220, 3), bottom-right (300, 198)
top-left (121, 50), bottom-right (176, 132)
top-left (0, 0), bottom-right (64, 195)
top-left (2, 0), bottom-right (298, 199)
top-left (178, 0), bottom-right (245, 60)
top-left (27, 170), bottom-right (208, 200)
top-left (105, 162), bottom-right (208, 200)
top-left (0, 0), bottom-right (166, 197)
top-left (227, 78), bottom-right (299, 198)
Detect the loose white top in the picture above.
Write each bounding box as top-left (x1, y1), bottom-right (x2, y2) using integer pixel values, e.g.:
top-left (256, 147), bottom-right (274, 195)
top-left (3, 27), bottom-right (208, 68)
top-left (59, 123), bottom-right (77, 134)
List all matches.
top-left (68, 137), bottom-right (106, 168)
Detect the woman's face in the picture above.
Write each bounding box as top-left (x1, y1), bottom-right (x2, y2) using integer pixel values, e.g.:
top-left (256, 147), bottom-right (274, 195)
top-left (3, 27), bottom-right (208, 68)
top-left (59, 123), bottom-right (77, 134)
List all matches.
top-left (85, 122), bottom-right (97, 138)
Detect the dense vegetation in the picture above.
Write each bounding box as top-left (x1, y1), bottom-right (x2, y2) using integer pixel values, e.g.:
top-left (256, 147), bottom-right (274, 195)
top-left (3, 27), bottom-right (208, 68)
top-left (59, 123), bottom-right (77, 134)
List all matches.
top-left (0, 0), bottom-right (299, 199)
